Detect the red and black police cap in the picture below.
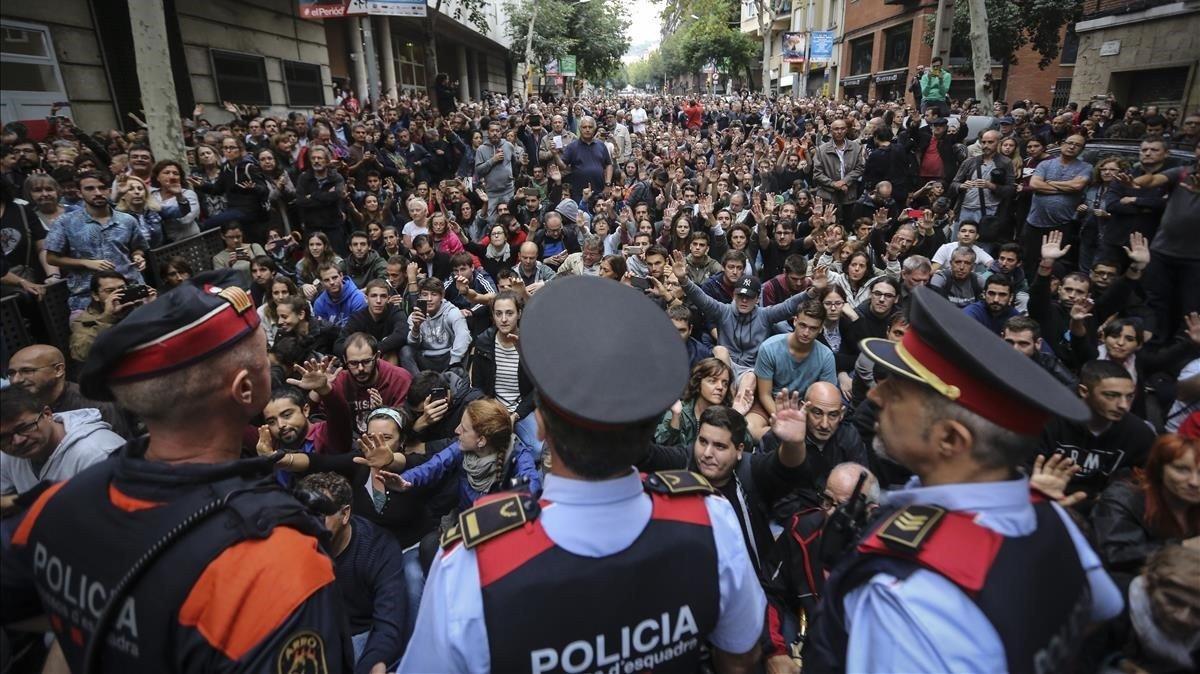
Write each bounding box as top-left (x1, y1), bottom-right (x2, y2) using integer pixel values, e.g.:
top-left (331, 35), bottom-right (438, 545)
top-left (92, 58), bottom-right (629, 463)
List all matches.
top-left (860, 286), bottom-right (1089, 435)
top-left (519, 275), bottom-right (689, 428)
top-left (80, 269), bottom-right (261, 401)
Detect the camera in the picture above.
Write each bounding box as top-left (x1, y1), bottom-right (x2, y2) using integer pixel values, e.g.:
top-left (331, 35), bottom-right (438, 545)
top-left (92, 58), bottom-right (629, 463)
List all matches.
top-left (989, 168), bottom-right (1007, 186)
top-left (122, 284), bottom-right (153, 302)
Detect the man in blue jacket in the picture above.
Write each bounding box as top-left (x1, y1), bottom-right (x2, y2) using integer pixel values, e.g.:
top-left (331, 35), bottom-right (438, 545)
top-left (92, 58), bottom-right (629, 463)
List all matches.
top-left (314, 262), bottom-right (367, 328)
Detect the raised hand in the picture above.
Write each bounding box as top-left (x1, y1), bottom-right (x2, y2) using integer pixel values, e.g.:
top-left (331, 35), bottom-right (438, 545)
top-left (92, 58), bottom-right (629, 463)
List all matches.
top-left (354, 433), bottom-right (396, 469)
top-left (1030, 453), bottom-right (1085, 507)
top-left (769, 389), bottom-right (808, 445)
top-left (811, 265), bottom-right (829, 290)
top-left (1040, 230), bottom-right (1071, 261)
top-left (256, 425), bottom-right (275, 457)
top-left (670, 250), bottom-right (689, 283)
top-left (376, 470), bottom-right (413, 491)
top-left (1123, 231), bottom-right (1150, 269)
top-left (1184, 311), bottom-right (1200, 346)
top-left (285, 357), bottom-right (340, 396)
top-left (1070, 297), bottom-right (1095, 323)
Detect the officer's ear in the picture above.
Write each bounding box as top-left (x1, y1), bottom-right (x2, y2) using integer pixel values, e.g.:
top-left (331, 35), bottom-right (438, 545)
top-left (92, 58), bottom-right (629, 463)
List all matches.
top-left (930, 418), bottom-right (973, 461)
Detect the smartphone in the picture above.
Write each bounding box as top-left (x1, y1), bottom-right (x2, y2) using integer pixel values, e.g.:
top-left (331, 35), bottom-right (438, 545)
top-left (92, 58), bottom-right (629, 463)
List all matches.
top-left (122, 284), bottom-right (152, 302)
top-left (630, 276), bottom-right (652, 291)
top-left (429, 386), bottom-right (448, 402)
top-left (906, 208), bottom-right (925, 220)
top-left (415, 298), bottom-right (428, 314)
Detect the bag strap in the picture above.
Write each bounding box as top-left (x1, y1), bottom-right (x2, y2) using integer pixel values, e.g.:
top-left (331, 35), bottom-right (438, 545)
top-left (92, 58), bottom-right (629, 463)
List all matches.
top-left (17, 203), bottom-right (33, 268)
top-left (975, 162), bottom-right (989, 218)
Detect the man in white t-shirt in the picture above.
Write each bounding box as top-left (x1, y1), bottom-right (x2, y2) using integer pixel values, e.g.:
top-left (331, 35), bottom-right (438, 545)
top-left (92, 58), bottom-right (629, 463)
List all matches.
top-left (630, 102), bottom-right (648, 134)
top-left (931, 220), bottom-right (994, 273)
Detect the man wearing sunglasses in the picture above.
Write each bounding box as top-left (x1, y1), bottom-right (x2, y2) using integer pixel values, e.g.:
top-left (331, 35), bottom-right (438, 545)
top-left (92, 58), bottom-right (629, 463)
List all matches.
top-left (0, 387), bottom-right (124, 517)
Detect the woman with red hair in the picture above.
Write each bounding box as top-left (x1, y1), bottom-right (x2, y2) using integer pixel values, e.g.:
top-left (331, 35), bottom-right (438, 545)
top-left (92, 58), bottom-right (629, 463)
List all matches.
top-left (1092, 433), bottom-right (1200, 590)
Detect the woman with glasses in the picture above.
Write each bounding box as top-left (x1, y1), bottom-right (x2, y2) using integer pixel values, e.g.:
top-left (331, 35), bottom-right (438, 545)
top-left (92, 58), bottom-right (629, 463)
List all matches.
top-left (192, 136), bottom-right (271, 244)
top-left (1077, 156), bottom-right (1129, 273)
top-left (811, 285), bottom-right (859, 395)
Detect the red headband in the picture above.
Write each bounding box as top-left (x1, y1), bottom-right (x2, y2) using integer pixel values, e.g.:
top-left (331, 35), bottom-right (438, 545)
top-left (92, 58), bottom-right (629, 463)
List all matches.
top-left (109, 289), bottom-right (260, 382)
top-left (898, 329), bottom-right (1048, 435)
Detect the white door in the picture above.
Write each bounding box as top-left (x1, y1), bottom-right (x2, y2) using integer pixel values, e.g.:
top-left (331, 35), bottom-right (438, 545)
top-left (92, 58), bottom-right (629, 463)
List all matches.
top-left (1, 20), bottom-right (70, 124)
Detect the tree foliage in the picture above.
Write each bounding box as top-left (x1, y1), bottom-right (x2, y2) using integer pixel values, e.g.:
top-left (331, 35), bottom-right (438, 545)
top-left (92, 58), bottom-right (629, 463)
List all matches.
top-left (504, 0), bottom-right (631, 81)
top-left (928, 0), bottom-right (1083, 68)
top-left (627, 0), bottom-right (755, 90)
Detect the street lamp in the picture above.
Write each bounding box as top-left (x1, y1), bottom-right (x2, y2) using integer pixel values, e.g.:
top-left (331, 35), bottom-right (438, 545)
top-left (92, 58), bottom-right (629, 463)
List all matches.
top-left (525, 0), bottom-right (590, 98)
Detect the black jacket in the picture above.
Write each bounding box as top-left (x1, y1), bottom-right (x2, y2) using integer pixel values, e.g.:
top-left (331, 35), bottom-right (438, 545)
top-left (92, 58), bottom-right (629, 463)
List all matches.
top-left (336, 305), bottom-right (408, 356)
top-left (197, 157), bottom-right (269, 219)
top-left (1090, 480), bottom-right (1174, 593)
top-left (1036, 414), bottom-right (1156, 499)
top-left (469, 328), bottom-right (535, 419)
top-left (295, 170), bottom-right (347, 231)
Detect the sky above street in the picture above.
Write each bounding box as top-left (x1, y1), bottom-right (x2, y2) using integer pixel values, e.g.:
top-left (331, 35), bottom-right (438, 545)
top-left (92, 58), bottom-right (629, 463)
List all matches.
top-left (623, 1), bottom-right (664, 63)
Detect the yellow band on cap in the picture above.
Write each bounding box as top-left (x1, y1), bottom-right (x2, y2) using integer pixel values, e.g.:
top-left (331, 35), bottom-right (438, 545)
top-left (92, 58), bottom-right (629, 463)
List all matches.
top-left (894, 342), bottom-right (961, 401)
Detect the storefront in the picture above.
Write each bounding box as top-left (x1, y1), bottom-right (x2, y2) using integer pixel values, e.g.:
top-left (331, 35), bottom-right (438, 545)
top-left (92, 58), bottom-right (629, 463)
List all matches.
top-left (873, 68), bottom-right (907, 103)
top-left (840, 74), bottom-right (871, 102)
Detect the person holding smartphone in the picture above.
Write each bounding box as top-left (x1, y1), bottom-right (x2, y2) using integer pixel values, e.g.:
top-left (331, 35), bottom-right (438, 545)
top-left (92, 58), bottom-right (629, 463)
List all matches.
top-left (401, 277), bottom-right (471, 377)
top-left (474, 121), bottom-right (516, 224)
top-left (212, 221), bottom-right (267, 275)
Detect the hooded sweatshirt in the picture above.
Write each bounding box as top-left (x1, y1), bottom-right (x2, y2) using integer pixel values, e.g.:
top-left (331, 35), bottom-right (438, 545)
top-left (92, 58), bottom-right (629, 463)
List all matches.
top-left (683, 278), bottom-right (809, 367)
top-left (407, 298), bottom-right (471, 363)
top-left (313, 277), bottom-right (368, 327)
top-left (346, 250), bottom-right (388, 289)
top-left (0, 409), bottom-right (125, 496)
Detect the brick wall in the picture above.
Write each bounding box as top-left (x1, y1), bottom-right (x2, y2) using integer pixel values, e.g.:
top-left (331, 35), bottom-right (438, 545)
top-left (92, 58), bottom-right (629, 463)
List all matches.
top-left (1002, 27), bottom-right (1074, 107)
top-left (1079, 0), bottom-right (1178, 20)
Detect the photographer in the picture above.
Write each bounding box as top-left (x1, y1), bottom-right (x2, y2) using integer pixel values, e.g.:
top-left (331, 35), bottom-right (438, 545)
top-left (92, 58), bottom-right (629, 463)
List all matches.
top-left (68, 271), bottom-right (155, 363)
top-left (950, 130), bottom-right (1015, 246)
top-left (211, 221), bottom-right (266, 275)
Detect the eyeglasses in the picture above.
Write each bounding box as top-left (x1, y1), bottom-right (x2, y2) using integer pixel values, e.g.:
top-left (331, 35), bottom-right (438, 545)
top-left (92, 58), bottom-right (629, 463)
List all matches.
top-left (5, 364), bottom-right (57, 379)
top-left (0, 414), bottom-right (44, 446)
top-left (871, 291), bottom-right (897, 299)
top-left (822, 301), bottom-right (844, 308)
top-left (346, 355), bottom-right (377, 369)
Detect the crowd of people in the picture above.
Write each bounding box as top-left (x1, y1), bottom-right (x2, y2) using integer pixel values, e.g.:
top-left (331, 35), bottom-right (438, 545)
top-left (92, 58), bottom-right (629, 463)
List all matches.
top-left (1, 61), bottom-right (1198, 673)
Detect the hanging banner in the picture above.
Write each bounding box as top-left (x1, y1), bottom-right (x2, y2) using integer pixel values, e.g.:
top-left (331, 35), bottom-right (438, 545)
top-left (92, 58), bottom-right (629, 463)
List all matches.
top-left (299, 0), bottom-right (353, 18)
top-left (560, 55), bottom-right (577, 77)
top-left (365, 0), bottom-right (426, 16)
top-left (810, 31), bottom-right (835, 63)
top-left (545, 59), bottom-right (559, 76)
top-left (781, 32), bottom-right (805, 63)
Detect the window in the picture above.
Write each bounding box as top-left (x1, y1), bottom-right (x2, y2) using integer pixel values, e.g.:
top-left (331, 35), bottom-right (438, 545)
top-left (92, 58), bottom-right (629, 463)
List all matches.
top-left (1, 23), bottom-right (64, 92)
top-left (1051, 78), bottom-right (1072, 110)
top-left (850, 37), bottom-right (873, 75)
top-left (283, 60), bottom-right (324, 107)
top-left (883, 24), bottom-right (911, 71)
top-left (394, 40), bottom-right (426, 93)
top-left (210, 49), bottom-right (270, 105)
top-left (1060, 25), bottom-right (1078, 65)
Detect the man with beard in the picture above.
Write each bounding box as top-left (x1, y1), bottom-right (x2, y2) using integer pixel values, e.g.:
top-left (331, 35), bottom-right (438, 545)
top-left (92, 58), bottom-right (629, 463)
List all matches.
top-left (804, 287), bottom-right (1122, 671)
top-left (842, 277), bottom-right (900, 362)
top-left (313, 263), bottom-right (368, 328)
top-left (45, 171), bottom-right (148, 311)
top-left (69, 271), bottom-right (155, 363)
top-left (1002, 316), bottom-right (1078, 390)
top-left (929, 246), bottom-right (984, 309)
top-left (982, 243), bottom-right (1028, 311)
top-left (346, 230), bottom-right (389, 288)
top-left (261, 360), bottom-right (355, 459)
top-left (474, 121), bottom-right (515, 222)
top-left (1022, 134), bottom-right (1091, 274)
top-left (5, 344), bottom-right (130, 437)
top-left (963, 274), bottom-right (1018, 334)
top-left (332, 333), bottom-right (412, 438)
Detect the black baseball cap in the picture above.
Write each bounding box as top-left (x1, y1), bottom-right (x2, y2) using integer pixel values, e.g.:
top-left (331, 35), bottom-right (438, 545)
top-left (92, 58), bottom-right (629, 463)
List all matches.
top-left (734, 277), bottom-right (762, 297)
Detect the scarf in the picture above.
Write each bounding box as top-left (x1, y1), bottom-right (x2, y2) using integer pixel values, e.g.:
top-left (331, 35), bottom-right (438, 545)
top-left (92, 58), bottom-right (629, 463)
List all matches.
top-left (486, 243), bottom-right (510, 263)
top-left (462, 450), bottom-right (499, 494)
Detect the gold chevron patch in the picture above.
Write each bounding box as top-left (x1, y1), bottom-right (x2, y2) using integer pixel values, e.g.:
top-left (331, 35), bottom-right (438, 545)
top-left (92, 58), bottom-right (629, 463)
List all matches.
top-left (877, 505), bottom-right (946, 550)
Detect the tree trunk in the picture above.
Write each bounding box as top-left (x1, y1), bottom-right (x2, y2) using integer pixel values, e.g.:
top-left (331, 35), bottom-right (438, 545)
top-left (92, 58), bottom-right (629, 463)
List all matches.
top-left (998, 56), bottom-right (1011, 104)
top-left (759, 14), bottom-right (772, 96)
top-left (424, 1), bottom-right (443, 91)
top-left (965, 0), bottom-right (993, 109)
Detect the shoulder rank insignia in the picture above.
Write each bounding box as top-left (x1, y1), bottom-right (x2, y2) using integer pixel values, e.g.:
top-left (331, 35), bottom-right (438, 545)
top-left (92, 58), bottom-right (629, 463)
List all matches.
top-left (459, 494), bottom-right (532, 549)
top-left (644, 470), bottom-right (717, 496)
top-left (876, 504), bottom-right (946, 551)
top-left (440, 523), bottom-right (462, 549)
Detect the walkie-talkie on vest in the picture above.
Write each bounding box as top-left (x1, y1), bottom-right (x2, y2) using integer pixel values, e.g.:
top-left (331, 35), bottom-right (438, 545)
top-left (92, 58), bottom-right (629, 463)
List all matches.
top-left (817, 470), bottom-right (871, 570)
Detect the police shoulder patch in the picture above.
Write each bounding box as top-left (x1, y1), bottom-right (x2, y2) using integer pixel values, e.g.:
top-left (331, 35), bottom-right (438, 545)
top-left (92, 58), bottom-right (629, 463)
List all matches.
top-left (459, 494), bottom-right (529, 549)
top-left (440, 522), bottom-right (462, 549)
top-left (644, 470), bottom-right (716, 496)
top-left (875, 504), bottom-right (947, 551)
top-left (277, 630), bottom-right (327, 674)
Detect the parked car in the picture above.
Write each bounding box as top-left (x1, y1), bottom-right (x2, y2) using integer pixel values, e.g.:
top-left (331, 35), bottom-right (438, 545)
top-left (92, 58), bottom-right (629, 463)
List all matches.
top-left (1045, 139), bottom-right (1194, 170)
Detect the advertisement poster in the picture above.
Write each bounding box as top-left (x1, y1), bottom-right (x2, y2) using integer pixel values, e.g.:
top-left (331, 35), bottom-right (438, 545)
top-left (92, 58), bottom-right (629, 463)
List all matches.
top-left (560, 55), bottom-right (577, 77)
top-left (781, 32), bottom-right (805, 63)
top-left (810, 31), bottom-right (835, 63)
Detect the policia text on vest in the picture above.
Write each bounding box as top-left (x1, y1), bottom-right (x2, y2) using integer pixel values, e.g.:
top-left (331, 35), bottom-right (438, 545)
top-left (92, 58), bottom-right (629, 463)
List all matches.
top-left (530, 605), bottom-right (702, 674)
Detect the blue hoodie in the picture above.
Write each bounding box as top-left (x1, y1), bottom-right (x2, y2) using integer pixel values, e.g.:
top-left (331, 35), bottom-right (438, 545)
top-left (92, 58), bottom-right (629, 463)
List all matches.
top-left (312, 277), bottom-right (367, 327)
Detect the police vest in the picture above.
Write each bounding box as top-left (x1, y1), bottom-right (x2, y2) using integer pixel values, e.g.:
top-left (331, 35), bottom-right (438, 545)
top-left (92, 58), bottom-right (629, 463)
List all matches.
top-left (442, 470), bottom-right (722, 674)
top-left (803, 498), bottom-right (1091, 674)
top-left (13, 447), bottom-right (327, 673)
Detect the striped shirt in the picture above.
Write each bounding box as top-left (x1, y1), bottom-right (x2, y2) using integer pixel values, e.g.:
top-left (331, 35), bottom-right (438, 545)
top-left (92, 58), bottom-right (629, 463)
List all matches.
top-left (494, 337), bottom-right (522, 412)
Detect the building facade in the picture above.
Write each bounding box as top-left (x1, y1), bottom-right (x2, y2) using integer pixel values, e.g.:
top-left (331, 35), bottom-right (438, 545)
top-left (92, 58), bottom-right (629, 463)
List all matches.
top-left (740, 0), bottom-right (847, 96)
top-left (1, 0), bottom-right (514, 134)
top-left (1070, 0), bottom-right (1199, 113)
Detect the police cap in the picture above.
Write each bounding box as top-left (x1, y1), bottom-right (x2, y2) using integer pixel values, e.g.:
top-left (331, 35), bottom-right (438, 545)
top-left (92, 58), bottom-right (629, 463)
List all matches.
top-left (860, 286), bottom-right (1089, 435)
top-left (519, 276), bottom-right (688, 428)
top-left (80, 269), bottom-right (261, 401)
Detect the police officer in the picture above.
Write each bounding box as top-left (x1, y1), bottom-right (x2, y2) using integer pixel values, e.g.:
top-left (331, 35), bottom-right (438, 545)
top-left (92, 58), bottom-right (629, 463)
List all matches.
top-left (399, 275), bottom-right (767, 673)
top-left (803, 286), bottom-right (1124, 672)
top-left (1, 270), bottom-right (352, 673)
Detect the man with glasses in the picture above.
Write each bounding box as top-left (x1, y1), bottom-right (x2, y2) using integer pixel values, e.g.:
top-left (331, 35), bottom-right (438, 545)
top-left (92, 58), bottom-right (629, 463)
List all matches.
top-left (0, 387), bottom-right (125, 517)
top-left (561, 116), bottom-right (613, 202)
top-left (1022, 134), bottom-right (1092, 274)
top-left (843, 278), bottom-right (901, 362)
top-left (332, 332), bottom-right (412, 438)
top-left (5, 344), bottom-right (130, 438)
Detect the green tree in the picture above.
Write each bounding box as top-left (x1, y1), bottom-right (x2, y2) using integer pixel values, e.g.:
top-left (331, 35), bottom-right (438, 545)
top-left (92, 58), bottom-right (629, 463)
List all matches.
top-left (927, 0), bottom-right (1083, 99)
top-left (677, 0), bottom-right (758, 80)
top-left (504, 0), bottom-right (630, 88)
